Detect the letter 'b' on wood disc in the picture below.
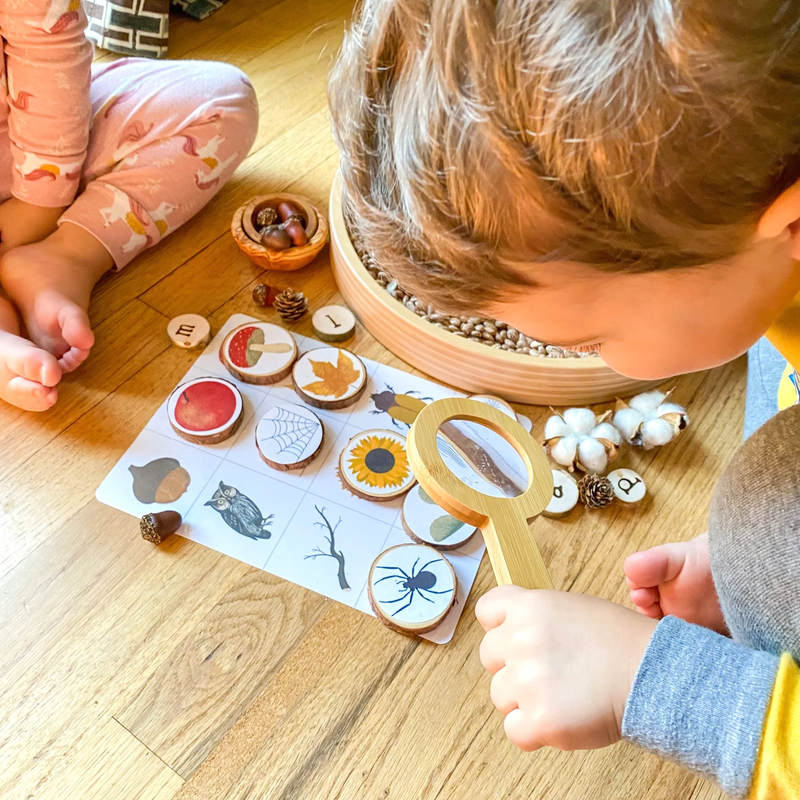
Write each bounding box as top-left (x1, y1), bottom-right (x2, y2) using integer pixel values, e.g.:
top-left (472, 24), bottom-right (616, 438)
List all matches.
top-left (168, 376), bottom-right (244, 445)
top-left (368, 543), bottom-right (457, 635)
top-left (220, 321), bottom-right (298, 384)
top-left (256, 403), bottom-right (324, 471)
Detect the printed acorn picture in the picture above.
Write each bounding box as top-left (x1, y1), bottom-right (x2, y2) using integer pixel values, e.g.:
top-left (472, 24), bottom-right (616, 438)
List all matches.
top-left (129, 457), bottom-right (191, 504)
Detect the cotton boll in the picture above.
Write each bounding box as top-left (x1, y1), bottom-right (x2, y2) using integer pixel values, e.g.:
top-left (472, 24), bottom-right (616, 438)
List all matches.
top-left (628, 390), bottom-right (666, 415)
top-left (549, 435), bottom-right (579, 467)
top-left (613, 407), bottom-right (645, 441)
top-left (640, 418), bottom-right (675, 449)
top-left (591, 422), bottom-right (622, 446)
top-left (544, 415), bottom-right (570, 440)
top-left (577, 437), bottom-right (609, 474)
top-left (563, 407), bottom-right (597, 435)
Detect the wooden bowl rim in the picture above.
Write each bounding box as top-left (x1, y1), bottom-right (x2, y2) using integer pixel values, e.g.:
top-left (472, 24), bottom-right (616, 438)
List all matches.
top-left (329, 173), bottom-right (604, 374)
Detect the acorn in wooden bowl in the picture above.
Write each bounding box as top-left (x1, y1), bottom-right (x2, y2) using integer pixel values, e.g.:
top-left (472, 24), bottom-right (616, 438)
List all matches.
top-left (231, 193), bottom-right (329, 271)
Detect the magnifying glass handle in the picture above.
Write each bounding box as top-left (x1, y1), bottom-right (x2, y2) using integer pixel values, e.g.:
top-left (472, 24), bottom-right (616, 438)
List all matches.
top-left (483, 515), bottom-right (554, 590)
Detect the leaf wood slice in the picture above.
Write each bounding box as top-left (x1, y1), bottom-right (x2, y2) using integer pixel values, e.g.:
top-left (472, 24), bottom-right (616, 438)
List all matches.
top-left (292, 347), bottom-right (367, 409)
top-left (167, 376), bottom-right (244, 445)
top-left (541, 469), bottom-right (579, 518)
top-left (312, 305), bottom-right (356, 343)
top-left (220, 321), bottom-right (298, 384)
top-left (255, 403), bottom-right (324, 471)
top-left (401, 484), bottom-right (478, 549)
top-left (368, 543), bottom-right (457, 635)
top-left (338, 428), bottom-right (416, 501)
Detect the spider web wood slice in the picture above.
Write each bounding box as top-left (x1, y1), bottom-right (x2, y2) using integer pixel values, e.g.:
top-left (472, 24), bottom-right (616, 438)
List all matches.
top-left (255, 403), bottom-right (324, 471)
top-left (368, 544), bottom-right (457, 635)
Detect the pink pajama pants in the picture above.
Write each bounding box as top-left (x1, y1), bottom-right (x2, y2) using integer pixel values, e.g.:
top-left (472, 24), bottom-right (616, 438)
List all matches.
top-left (1, 58), bottom-right (258, 268)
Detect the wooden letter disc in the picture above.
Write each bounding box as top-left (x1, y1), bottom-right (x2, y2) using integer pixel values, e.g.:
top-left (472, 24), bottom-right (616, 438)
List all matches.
top-left (256, 403), bottom-right (324, 471)
top-left (368, 543), bottom-right (457, 635)
top-left (468, 393), bottom-right (516, 419)
top-left (401, 484), bottom-right (478, 549)
top-left (167, 376), bottom-right (244, 445)
top-left (220, 321), bottom-right (298, 384)
top-left (168, 314), bottom-right (211, 350)
top-left (312, 305), bottom-right (356, 343)
top-left (292, 347), bottom-right (367, 409)
top-left (541, 469), bottom-right (579, 518)
top-left (339, 429), bottom-right (416, 501)
top-left (607, 468), bottom-right (647, 505)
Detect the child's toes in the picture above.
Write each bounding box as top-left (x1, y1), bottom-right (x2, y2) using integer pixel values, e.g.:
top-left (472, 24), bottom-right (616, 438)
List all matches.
top-left (635, 603), bottom-right (664, 620)
top-left (6, 343), bottom-right (61, 387)
top-left (4, 376), bottom-right (58, 412)
top-left (58, 304), bottom-right (94, 351)
top-left (623, 544), bottom-right (686, 589)
top-left (58, 346), bottom-right (91, 373)
top-left (629, 586), bottom-right (660, 609)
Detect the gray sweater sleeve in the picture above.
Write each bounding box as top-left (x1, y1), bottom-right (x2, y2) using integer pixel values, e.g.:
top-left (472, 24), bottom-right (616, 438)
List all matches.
top-left (622, 616), bottom-right (780, 798)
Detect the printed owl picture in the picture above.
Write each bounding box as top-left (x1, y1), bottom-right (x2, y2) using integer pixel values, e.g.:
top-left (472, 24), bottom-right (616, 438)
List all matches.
top-left (205, 481), bottom-right (274, 540)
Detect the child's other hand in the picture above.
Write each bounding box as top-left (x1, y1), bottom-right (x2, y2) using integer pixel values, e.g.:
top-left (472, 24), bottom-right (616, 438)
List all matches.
top-left (476, 587), bottom-right (657, 752)
top-left (0, 198), bottom-right (67, 254)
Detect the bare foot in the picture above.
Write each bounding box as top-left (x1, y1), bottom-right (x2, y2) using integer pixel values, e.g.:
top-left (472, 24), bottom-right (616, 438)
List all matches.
top-left (0, 223), bottom-right (112, 372)
top-left (624, 533), bottom-right (728, 634)
top-left (0, 295), bottom-right (61, 411)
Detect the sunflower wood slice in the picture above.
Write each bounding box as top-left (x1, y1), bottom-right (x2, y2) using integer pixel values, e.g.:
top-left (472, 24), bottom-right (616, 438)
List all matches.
top-left (338, 429), bottom-right (417, 502)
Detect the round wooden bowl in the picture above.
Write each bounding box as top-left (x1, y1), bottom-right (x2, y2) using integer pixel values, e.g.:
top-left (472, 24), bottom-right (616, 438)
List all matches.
top-left (231, 193), bottom-right (329, 272)
top-left (329, 174), bottom-right (661, 406)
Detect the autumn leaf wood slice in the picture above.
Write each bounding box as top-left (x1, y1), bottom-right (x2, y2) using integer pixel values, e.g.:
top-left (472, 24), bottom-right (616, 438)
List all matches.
top-left (167, 376), bottom-right (244, 445)
top-left (338, 429), bottom-right (416, 501)
top-left (220, 321), bottom-right (298, 384)
top-left (401, 484), bottom-right (478, 550)
top-left (292, 347), bottom-right (367, 409)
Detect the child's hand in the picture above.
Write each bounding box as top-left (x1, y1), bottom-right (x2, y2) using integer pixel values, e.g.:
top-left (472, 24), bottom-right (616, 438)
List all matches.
top-left (0, 198), bottom-right (66, 254)
top-left (476, 587), bottom-right (657, 752)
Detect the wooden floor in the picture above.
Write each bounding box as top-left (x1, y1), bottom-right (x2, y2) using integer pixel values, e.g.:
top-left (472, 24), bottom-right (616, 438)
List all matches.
top-left (0, 2), bottom-right (739, 798)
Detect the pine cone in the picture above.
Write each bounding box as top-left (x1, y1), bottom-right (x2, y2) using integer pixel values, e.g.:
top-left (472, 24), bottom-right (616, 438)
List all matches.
top-left (578, 474), bottom-right (615, 509)
top-left (252, 283), bottom-right (279, 307)
top-left (274, 288), bottom-right (308, 322)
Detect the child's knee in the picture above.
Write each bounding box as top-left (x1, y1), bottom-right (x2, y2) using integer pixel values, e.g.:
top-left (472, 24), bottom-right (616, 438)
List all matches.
top-left (709, 404), bottom-right (800, 656)
top-left (205, 63), bottom-right (259, 154)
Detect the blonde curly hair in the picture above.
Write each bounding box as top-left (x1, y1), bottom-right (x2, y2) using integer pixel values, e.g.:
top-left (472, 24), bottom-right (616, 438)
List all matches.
top-left (329, 0), bottom-right (800, 314)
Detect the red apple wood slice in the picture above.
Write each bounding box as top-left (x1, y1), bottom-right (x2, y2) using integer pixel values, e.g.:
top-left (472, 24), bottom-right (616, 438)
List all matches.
top-left (167, 376), bottom-right (244, 445)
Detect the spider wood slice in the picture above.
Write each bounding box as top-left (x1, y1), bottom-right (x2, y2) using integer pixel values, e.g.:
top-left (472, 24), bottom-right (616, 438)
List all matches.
top-left (368, 543), bottom-right (457, 635)
top-left (338, 428), bottom-right (416, 502)
top-left (292, 346), bottom-right (367, 410)
top-left (255, 403), bottom-right (324, 471)
top-left (167, 376), bottom-right (244, 445)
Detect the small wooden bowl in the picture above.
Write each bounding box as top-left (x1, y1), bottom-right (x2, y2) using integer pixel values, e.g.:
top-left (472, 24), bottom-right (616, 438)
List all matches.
top-left (231, 193), bottom-right (329, 272)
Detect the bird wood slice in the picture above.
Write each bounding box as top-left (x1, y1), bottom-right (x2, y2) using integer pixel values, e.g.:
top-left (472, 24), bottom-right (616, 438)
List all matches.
top-left (401, 484), bottom-right (478, 549)
top-left (255, 403), bottom-right (324, 471)
top-left (167, 376), bottom-right (244, 445)
top-left (368, 543), bottom-right (457, 635)
top-left (220, 321), bottom-right (298, 384)
top-left (339, 429), bottom-right (416, 501)
top-left (292, 347), bottom-right (367, 409)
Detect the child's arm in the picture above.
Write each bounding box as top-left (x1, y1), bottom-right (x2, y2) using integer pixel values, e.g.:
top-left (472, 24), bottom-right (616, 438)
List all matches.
top-left (476, 587), bottom-right (797, 799)
top-left (0, 0), bottom-right (92, 234)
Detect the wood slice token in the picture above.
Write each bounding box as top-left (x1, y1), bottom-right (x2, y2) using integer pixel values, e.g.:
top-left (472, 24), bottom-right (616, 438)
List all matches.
top-left (339, 429), bottom-right (416, 501)
top-left (220, 321), bottom-right (298, 385)
top-left (292, 347), bottom-right (367, 409)
top-left (312, 305), bottom-right (356, 343)
top-left (167, 376), bottom-right (244, 445)
top-left (255, 403), bottom-right (324, 471)
top-left (518, 414), bottom-right (533, 433)
top-left (468, 393), bottom-right (517, 419)
top-left (607, 468), bottom-right (647, 505)
top-left (542, 469), bottom-right (579, 518)
top-left (401, 484), bottom-right (478, 549)
top-left (368, 544), bottom-right (457, 635)
top-left (167, 314), bottom-right (211, 350)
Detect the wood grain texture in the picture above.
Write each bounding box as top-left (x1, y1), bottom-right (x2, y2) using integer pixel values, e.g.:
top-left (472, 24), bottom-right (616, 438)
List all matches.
top-left (0, 1), bottom-right (732, 799)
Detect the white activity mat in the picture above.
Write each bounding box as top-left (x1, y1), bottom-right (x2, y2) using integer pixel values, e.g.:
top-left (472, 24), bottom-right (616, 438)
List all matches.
top-left (97, 314), bottom-right (488, 644)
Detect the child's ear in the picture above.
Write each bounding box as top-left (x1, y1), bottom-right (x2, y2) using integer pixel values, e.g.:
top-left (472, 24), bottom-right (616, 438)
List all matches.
top-left (758, 180), bottom-right (800, 258)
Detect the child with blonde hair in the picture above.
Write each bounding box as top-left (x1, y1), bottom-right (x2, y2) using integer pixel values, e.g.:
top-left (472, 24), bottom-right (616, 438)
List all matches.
top-left (0, 0), bottom-right (258, 412)
top-left (330, 1), bottom-right (800, 796)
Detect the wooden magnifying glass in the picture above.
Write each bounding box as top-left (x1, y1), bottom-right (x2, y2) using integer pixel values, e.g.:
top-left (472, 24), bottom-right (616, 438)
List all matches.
top-left (407, 398), bottom-right (554, 590)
